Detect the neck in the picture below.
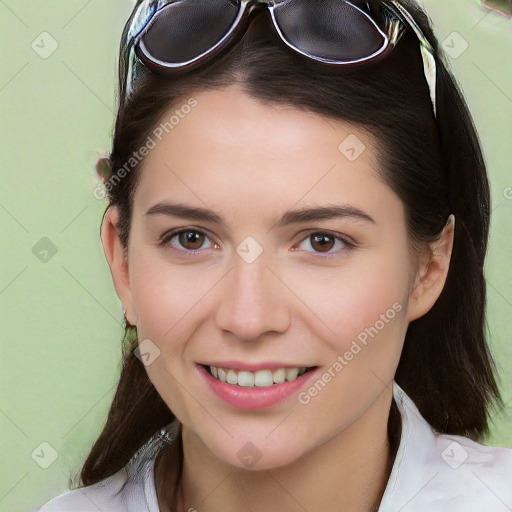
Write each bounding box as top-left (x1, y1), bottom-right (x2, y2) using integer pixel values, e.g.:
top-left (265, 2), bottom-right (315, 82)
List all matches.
top-left (156, 388), bottom-right (397, 512)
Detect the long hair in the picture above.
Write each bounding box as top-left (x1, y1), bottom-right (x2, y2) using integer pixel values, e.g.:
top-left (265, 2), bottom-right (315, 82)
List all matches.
top-left (75, 0), bottom-right (501, 489)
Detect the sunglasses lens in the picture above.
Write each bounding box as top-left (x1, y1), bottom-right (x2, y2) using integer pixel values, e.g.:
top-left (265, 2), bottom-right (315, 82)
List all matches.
top-left (274, 0), bottom-right (386, 61)
top-left (139, 0), bottom-right (240, 65)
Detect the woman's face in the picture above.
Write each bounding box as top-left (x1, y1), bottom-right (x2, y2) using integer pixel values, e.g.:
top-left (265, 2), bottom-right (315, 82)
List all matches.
top-left (109, 85), bottom-right (432, 470)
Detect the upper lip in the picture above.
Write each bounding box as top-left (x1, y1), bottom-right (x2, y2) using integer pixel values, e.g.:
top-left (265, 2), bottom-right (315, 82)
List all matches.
top-left (199, 361), bottom-right (315, 371)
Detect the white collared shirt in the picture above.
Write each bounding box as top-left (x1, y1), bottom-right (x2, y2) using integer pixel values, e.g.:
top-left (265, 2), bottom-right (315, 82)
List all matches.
top-left (37, 382), bottom-right (512, 511)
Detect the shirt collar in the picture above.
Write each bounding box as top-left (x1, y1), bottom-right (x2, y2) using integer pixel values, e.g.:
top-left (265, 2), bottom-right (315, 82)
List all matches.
top-left (380, 381), bottom-right (512, 511)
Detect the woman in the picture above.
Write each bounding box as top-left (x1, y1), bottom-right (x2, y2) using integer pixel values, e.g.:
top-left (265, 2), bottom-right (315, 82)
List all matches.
top-left (37, 0), bottom-right (512, 511)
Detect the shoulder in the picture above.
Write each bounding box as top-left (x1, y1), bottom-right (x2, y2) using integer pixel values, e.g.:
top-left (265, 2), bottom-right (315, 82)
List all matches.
top-left (414, 431), bottom-right (512, 512)
top-left (435, 430), bottom-right (512, 487)
top-left (37, 422), bottom-right (178, 512)
top-left (36, 472), bottom-right (126, 512)
top-left (383, 383), bottom-right (512, 512)
top-left (36, 468), bottom-right (132, 512)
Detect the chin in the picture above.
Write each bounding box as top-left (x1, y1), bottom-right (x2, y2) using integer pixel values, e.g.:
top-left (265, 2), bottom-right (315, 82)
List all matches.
top-left (201, 429), bottom-right (309, 471)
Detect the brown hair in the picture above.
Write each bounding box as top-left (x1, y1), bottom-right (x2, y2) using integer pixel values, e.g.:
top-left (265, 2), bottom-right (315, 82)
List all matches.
top-left (75, 0), bottom-right (501, 492)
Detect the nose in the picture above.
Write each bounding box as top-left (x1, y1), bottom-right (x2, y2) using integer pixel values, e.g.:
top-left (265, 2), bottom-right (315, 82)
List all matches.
top-left (214, 253), bottom-right (291, 341)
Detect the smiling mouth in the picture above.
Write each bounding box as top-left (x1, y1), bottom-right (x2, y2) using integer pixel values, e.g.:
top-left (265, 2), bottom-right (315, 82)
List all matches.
top-left (201, 364), bottom-right (317, 388)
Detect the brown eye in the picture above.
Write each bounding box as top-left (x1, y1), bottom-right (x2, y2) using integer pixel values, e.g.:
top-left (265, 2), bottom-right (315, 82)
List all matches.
top-left (162, 229), bottom-right (216, 254)
top-left (310, 233), bottom-right (335, 253)
top-left (294, 231), bottom-right (351, 256)
top-left (178, 230), bottom-right (205, 250)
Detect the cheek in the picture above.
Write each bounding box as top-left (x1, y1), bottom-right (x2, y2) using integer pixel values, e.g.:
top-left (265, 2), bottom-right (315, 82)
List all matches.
top-left (294, 248), bottom-right (411, 352)
top-left (128, 253), bottom-right (201, 342)
top-left (127, 258), bottom-right (208, 421)
top-left (127, 251), bottom-right (228, 377)
top-left (293, 255), bottom-right (410, 433)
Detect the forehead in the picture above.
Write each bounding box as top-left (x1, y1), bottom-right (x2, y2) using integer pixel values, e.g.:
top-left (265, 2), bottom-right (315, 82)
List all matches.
top-left (146, 85), bottom-right (378, 160)
top-left (132, 85), bottom-right (399, 224)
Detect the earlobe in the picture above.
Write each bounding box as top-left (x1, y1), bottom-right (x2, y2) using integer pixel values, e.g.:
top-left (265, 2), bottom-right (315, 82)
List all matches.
top-left (407, 215), bottom-right (455, 322)
top-left (100, 206), bottom-right (137, 325)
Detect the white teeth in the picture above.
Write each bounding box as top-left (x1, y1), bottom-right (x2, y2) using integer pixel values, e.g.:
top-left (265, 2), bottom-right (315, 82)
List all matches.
top-left (238, 370), bottom-right (255, 387)
top-left (226, 369), bottom-right (238, 385)
top-left (207, 365), bottom-right (309, 387)
top-left (285, 368), bottom-right (299, 381)
top-left (272, 368), bottom-right (286, 384)
top-left (254, 370), bottom-right (273, 387)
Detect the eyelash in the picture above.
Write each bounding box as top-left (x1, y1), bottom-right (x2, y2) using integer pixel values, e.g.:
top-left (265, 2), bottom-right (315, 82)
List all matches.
top-left (159, 228), bottom-right (355, 259)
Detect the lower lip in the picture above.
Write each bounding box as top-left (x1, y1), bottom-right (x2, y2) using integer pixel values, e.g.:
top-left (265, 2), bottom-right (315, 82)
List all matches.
top-left (197, 364), bottom-right (318, 410)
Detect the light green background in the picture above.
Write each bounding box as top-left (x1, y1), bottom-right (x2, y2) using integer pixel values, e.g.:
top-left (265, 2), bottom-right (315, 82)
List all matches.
top-left (0, 1), bottom-right (510, 511)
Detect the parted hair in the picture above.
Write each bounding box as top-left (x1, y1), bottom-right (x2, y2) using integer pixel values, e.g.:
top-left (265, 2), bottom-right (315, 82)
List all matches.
top-left (75, 0), bottom-right (501, 491)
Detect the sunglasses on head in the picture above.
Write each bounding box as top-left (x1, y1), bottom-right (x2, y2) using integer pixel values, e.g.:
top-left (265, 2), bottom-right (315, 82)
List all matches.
top-left (121, 0), bottom-right (437, 117)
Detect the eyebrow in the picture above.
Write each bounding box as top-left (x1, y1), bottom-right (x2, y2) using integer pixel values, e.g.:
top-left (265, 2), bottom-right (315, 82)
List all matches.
top-left (144, 201), bottom-right (375, 229)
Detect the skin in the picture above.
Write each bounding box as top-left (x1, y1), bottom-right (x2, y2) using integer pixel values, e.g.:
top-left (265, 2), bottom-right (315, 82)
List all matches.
top-left (101, 85), bottom-right (454, 512)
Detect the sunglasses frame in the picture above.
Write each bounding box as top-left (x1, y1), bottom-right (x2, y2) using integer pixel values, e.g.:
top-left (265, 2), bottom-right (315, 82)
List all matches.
top-left (120, 0), bottom-right (437, 117)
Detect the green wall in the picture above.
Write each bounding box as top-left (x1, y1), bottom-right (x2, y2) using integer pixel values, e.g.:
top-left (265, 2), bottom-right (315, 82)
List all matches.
top-left (0, 1), bottom-right (510, 511)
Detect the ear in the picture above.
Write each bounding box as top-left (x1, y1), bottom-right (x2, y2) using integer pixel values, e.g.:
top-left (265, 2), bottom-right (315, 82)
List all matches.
top-left (407, 215), bottom-right (455, 322)
top-left (100, 206), bottom-right (137, 325)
